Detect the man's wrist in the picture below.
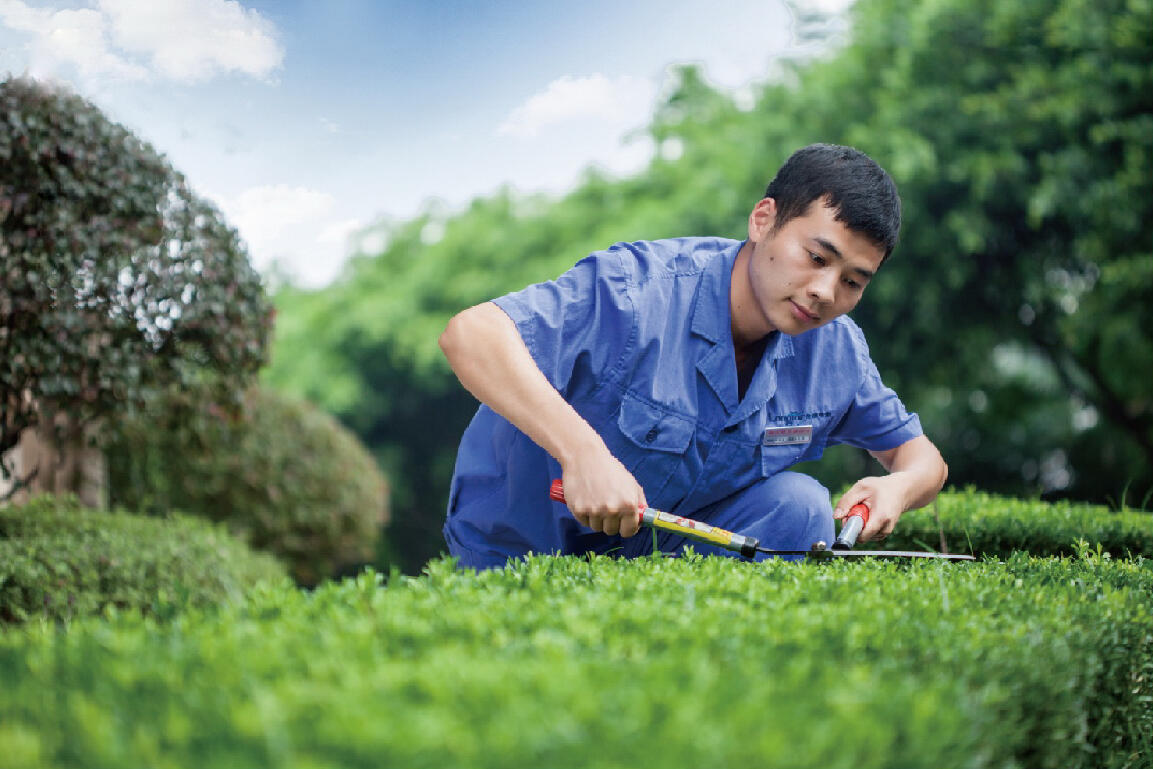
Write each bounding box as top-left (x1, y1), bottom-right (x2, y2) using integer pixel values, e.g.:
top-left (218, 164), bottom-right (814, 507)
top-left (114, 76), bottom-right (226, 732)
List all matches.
top-left (889, 468), bottom-right (939, 513)
top-left (554, 425), bottom-right (608, 470)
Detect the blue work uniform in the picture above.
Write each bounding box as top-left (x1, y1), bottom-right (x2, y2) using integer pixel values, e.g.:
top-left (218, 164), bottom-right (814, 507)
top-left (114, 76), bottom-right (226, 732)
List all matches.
top-left (443, 237), bottom-right (923, 569)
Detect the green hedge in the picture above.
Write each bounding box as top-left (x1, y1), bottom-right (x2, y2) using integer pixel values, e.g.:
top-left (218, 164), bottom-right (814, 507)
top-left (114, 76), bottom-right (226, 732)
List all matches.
top-left (0, 552), bottom-right (1149, 768)
top-left (108, 386), bottom-right (389, 586)
top-left (0, 495), bottom-right (287, 624)
top-left (872, 487), bottom-right (1153, 559)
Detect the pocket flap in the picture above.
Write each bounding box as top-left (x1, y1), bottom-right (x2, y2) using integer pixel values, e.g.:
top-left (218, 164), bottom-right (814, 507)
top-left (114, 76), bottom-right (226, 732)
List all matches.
top-left (617, 393), bottom-right (695, 453)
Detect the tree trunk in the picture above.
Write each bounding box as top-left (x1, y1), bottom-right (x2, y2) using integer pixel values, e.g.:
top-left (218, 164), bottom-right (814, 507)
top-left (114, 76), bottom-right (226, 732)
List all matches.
top-left (0, 412), bottom-right (106, 509)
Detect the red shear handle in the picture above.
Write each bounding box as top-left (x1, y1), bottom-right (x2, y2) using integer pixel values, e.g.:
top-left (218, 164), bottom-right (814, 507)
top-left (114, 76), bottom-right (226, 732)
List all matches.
top-left (549, 479), bottom-right (645, 517)
top-left (833, 502), bottom-right (871, 550)
top-left (848, 503), bottom-right (870, 526)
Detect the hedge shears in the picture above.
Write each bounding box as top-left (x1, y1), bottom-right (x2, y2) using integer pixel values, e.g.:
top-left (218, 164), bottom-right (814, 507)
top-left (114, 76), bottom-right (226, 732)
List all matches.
top-left (549, 480), bottom-right (974, 561)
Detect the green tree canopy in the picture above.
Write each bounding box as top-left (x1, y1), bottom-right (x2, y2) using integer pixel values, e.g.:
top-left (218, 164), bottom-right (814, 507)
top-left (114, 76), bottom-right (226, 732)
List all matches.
top-left (1, 77), bottom-right (272, 496)
top-left (815, 0), bottom-right (1153, 500)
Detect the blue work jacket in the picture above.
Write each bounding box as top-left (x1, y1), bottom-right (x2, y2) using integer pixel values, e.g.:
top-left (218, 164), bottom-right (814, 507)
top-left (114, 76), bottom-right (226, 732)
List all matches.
top-left (443, 237), bottom-right (922, 566)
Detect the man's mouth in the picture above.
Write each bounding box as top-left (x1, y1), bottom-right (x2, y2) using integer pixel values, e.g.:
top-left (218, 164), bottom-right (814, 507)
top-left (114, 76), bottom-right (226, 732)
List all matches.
top-left (789, 300), bottom-right (819, 322)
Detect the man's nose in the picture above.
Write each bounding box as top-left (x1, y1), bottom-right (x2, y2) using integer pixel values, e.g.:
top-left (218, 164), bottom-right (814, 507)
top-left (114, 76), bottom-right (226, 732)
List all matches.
top-left (808, 271), bottom-right (837, 303)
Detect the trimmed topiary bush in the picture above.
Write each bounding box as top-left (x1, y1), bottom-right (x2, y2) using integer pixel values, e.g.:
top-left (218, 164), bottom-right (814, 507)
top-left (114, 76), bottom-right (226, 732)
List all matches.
top-left (0, 75), bottom-right (271, 497)
top-left (0, 494), bottom-right (286, 624)
top-left (107, 386), bottom-right (389, 586)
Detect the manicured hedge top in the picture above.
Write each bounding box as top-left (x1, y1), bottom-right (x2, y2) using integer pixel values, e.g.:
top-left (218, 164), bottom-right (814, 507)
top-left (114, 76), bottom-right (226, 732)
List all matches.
top-left (0, 495), bottom-right (288, 624)
top-left (0, 552), bottom-right (1149, 768)
top-left (872, 487), bottom-right (1153, 559)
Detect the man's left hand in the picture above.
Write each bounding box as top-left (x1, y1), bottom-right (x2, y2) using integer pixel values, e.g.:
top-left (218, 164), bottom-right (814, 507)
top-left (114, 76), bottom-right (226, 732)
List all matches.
top-left (834, 436), bottom-right (949, 543)
top-left (833, 474), bottom-right (911, 542)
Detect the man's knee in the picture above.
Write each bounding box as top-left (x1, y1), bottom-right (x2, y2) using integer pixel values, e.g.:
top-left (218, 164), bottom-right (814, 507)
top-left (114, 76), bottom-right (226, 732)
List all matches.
top-left (687, 471), bottom-right (833, 555)
top-left (750, 471), bottom-right (835, 550)
top-left (768, 471), bottom-right (831, 512)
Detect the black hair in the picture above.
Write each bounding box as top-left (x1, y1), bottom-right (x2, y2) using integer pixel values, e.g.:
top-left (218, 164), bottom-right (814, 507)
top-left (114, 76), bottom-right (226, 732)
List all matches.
top-left (764, 143), bottom-right (901, 260)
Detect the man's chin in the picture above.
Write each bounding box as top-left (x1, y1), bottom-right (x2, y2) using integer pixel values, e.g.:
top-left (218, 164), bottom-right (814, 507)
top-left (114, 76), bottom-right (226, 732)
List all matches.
top-left (779, 316), bottom-right (827, 336)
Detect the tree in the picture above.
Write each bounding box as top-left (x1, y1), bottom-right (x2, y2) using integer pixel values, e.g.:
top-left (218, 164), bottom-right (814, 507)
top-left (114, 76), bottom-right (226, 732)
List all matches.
top-left (1, 77), bottom-right (271, 501)
top-left (795, 0), bottom-right (1153, 502)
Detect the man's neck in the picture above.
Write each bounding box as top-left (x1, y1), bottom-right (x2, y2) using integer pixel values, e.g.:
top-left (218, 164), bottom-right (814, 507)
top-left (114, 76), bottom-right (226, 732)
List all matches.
top-left (730, 240), bottom-right (775, 350)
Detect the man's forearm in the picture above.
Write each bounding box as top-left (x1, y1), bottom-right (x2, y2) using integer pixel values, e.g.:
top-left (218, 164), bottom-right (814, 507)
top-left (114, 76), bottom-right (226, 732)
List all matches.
top-left (870, 435), bottom-right (949, 512)
top-left (438, 301), bottom-right (604, 467)
top-left (440, 300), bottom-right (647, 535)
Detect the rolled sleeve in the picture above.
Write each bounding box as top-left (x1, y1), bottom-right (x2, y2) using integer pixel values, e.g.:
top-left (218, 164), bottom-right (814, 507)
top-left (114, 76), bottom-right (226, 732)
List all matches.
top-left (830, 355), bottom-right (923, 453)
top-left (492, 249), bottom-right (634, 397)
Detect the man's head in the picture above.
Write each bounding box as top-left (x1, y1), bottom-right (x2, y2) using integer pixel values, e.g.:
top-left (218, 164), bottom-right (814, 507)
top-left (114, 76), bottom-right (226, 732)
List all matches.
top-left (763, 143), bottom-right (901, 261)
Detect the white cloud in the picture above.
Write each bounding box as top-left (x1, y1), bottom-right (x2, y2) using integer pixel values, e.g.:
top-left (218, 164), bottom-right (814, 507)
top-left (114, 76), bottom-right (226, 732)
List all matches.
top-left (0, 0), bottom-right (281, 83)
top-left (803, 0), bottom-right (856, 12)
top-left (100, 0), bottom-right (282, 82)
top-left (212, 184), bottom-right (356, 289)
top-left (221, 184), bottom-right (335, 245)
top-left (498, 73), bottom-right (656, 138)
top-left (0, 1), bottom-right (146, 80)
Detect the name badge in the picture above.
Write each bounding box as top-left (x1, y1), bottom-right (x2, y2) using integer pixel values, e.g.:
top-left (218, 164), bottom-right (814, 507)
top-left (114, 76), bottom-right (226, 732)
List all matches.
top-left (762, 425), bottom-right (813, 446)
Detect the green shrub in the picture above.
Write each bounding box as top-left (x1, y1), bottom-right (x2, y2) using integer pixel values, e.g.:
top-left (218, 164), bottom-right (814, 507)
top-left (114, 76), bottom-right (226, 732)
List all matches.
top-left (874, 487), bottom-right (1153, 558)
top-left (0, 495), bottom-right (286, 624)
top-left (0, 552), bottom-right (1149, 768)
top-left (107, 386), bottom-right (389, 586)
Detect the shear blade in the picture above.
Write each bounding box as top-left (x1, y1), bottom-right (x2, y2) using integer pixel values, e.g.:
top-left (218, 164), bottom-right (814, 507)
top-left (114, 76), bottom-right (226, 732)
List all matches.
top-left (756, 547), bottom-right (974, 561)
top-left (817, 550), bottom-right (974, 561)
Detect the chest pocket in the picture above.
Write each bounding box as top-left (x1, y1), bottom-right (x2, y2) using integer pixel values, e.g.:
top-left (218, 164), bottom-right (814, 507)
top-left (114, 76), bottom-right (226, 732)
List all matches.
top-left (612, 392), bottom-right (695, 500)
top-left (760, 439), bottom-right (806, 478)
top-left (759, 412), bottom-right (835, 476)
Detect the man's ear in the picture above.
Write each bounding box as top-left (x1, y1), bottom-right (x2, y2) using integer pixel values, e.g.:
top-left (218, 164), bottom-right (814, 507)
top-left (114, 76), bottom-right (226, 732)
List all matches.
top-left (748, 197), bottom-right (777, 243)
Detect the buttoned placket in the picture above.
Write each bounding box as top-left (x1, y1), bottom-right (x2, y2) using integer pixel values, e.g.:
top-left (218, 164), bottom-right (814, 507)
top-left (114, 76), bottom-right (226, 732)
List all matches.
top-left (678, 338), bottom-right (793, 515)
top-left (674, 244), bottom-right (798, 516)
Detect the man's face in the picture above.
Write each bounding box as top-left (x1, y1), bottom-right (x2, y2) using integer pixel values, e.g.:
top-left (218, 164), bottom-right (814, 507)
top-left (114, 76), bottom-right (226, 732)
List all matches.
top-left (744, 196), bottom-right (885, 337)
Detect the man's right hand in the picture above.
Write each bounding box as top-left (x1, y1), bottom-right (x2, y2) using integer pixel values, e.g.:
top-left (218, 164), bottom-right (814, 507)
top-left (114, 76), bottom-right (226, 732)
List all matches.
top-left (558, 450), bottom-right (646, 538)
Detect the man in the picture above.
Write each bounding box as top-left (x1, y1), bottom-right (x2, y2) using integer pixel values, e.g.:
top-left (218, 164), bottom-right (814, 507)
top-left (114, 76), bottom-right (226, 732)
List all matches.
top-left (439, 143), bottom-right (947, 569)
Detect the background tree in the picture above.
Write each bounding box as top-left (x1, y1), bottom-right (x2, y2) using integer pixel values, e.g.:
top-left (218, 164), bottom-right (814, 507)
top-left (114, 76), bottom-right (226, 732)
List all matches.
top-left (802, 0), bottom-right (1153, 503)
top-left (266, 0), bottom-right (1152, 572)
top-left (1, 77), bottom-right (272, 502)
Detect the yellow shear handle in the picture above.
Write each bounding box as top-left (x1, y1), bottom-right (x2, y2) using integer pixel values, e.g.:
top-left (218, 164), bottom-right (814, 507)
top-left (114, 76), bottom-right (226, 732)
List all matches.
top-left (549, 480), bottom-right (760, 558)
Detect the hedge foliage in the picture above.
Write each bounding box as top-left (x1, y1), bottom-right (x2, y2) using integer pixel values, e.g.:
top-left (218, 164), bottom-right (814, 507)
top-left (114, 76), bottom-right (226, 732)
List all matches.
top-left (0, 552), bottom-right (1149, 768)
top-left (106, 387), bottom-right (389, 586)
top-left (873, 487), bottom-right (1153, 559)
top-left (0, 495), bottom-right (286, 624)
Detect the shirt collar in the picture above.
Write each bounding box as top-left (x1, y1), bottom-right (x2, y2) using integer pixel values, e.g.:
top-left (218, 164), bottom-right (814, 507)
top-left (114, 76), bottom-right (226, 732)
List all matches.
top-left (689, 239), bottom-right (795, 362)
top-left (690, 240), bottom-right (796, 417)
top-left (766, 330), bottom-right (795, 361)
top-left (690, 239), bottom-right (741, 344)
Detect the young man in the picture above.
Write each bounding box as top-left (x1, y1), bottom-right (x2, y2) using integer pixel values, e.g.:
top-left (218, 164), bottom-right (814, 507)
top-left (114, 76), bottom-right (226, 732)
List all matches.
top-left (439, 144), bottom-right (947, 569)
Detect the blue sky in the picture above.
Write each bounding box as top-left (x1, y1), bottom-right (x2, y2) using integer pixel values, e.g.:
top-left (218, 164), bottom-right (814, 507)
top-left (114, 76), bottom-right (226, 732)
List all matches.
top-left (1, 0), bottom-right (849, 287)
